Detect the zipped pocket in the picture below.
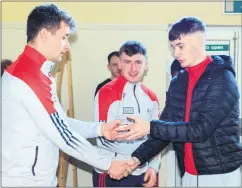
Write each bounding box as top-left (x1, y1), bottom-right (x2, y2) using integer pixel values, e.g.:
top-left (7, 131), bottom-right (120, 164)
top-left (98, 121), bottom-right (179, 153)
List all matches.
top-left (32, 146), bottom-right (39, 176)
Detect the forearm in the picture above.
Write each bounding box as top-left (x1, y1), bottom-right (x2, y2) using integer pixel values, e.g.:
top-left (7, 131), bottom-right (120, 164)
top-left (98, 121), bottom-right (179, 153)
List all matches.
top-left (132, 137), bottom-right (169, 166)
top-left (67, 117), bottom-right (102, 139)
top-left (62, 134), bottom-right (112, 170)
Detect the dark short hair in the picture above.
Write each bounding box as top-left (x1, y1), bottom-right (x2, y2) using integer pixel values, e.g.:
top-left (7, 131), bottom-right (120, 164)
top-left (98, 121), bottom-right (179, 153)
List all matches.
top-left (107, 51), bottom-right (119, 64)
top-left (169, 17), bottom-right (206, 41)
top-left (119, 41), bottom-right (147, 58)
top-left (27, 4), bottom-right (75, 42)
top-left (1, 59), bottom-right (12, 76)
top-left (170, 59), bottom-right (183, 76)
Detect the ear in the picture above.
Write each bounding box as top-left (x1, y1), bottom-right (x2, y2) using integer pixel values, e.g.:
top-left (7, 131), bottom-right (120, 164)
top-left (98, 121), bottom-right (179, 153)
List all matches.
top-left (107, 64), bottom-right (111, 71)
top-left (144, 61), bottom-right (148, 71)
top-left (39, 28), bottom-right (50, 42)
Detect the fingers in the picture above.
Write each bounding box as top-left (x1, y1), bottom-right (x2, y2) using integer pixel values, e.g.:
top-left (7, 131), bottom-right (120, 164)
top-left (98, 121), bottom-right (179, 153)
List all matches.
top-left (109, 120), bottom-right (121, 129)
top-left (106, 120), bottom-right (122, 130)
top-left (125, 132), bottom-right (142, 140)
top-left (115, 126), bottom-right (130, 132)
top-left (143, 180), bottom-right (156, 187)
top-left (143, 169), bottom-right (157, 187)
top-left (115, 126), bottom-right (136, 139)
top-left (126, 165), bottom-right (133, 174)
top-left (143, 174), bottom-right (155, 187)
top-left (118, 130), bottom-right (140, 141)
top-left (115, 120), bottom-right (122, 127)
top-left (104, 120), bottom-right (124, 140)
top-left (144, 171), bottom-right (149, 182)
top-left (108, 161), bottom-right (132, 180)
top-left (110, 129), bottom-right (120, 140)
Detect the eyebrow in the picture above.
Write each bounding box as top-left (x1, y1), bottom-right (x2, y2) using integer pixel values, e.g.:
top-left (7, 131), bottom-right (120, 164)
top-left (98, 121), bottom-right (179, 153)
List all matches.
top-left (171, 42), bottom-right (184, 47)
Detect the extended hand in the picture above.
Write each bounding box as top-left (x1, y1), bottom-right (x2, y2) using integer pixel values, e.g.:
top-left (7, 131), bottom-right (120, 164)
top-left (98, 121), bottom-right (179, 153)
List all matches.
top-left (101, 120), bottom-right (121, 140)
top-left (143, 168), bottom-right (157, 187)
top-left (125, 157), bottom-right (140, 170)
top-left (108, 160), bottom-right (132, 180)
top-left (115, 116), bottom-right (150, 140)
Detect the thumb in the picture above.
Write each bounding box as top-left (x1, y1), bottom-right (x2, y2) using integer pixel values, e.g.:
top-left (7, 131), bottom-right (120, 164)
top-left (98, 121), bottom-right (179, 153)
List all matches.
top-left (127, 115), bottom-right (137, 123)
top-left (114, 119), bottom-right (121, 126)
top-left (144, 170), bottom-right (150, 182)
top-left (110, 120), bottom-right (121, 128)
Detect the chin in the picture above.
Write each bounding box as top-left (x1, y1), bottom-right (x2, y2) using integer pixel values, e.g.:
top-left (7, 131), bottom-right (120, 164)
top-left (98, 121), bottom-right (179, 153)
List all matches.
top-left (129, 78), bottom-right (139, 83)
top-left (180, 62), bottom-right (187, 68)
top-left (55, 58), bottom-right (62, 63)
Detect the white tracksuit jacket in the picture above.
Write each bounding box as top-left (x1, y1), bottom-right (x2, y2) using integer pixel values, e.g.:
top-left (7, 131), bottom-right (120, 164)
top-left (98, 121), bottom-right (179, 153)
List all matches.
top-left (94, 75), bottom-right (161, 175)
top-left (1, 45), bottom-right (111, 187)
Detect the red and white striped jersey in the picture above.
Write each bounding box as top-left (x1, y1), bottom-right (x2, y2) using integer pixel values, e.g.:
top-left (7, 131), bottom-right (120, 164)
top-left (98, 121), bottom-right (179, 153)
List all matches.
top-left (2, 45), bottom-right (111, 186)
top-left (94, 75), bottom-right (161, 175)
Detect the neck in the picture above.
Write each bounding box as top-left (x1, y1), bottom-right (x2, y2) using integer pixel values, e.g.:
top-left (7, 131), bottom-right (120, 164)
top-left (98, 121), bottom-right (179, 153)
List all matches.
top-left (28, 42), bottom-right (42, 54)
top-left (27, 41), bottom-right (49, 61)
top-left (191, 51), bottom-right (207, 67)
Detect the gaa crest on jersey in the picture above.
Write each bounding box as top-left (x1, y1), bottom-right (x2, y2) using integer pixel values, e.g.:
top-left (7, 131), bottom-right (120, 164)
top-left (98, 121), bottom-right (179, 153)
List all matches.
top-left (123, 107), bottom-right (134, 114)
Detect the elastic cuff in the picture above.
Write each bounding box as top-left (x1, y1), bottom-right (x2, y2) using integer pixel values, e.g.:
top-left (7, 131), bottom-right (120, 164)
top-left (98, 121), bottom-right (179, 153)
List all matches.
top-left (97, 122), bottom-right (103, 137)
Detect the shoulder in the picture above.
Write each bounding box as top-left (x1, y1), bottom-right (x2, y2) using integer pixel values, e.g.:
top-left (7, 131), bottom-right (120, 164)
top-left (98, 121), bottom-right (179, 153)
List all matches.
top-left (97, 78), bottom-right (111, 88)
top-left (141, 83), bottom-right (158, 102)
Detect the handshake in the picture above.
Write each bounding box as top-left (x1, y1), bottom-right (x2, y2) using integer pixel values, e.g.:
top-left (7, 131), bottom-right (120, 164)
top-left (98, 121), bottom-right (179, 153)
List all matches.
top-left (107, 157), bottom-right (140, 180)
top-left (99, 117), bottom-right (157, 186)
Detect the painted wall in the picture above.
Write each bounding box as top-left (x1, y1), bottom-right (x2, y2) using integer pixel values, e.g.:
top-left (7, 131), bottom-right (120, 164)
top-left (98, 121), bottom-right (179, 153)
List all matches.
top-left (2, 2), bottom-right (241, 25)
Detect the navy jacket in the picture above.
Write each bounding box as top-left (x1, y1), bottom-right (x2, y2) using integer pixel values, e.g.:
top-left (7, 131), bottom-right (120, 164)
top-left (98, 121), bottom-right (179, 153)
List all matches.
top-left (132, 55), bottom-right (242, 176)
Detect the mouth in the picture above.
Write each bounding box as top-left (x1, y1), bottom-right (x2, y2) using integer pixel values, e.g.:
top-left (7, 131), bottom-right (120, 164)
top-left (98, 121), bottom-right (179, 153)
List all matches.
top-left (129, 74), bottom-right (138, 77)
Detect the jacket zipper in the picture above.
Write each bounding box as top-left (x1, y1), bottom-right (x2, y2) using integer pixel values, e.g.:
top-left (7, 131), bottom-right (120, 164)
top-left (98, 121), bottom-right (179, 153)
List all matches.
top-left (133, 85), bottom-right (140, 113)
top-left (32, 146), bottom-right (39, 176)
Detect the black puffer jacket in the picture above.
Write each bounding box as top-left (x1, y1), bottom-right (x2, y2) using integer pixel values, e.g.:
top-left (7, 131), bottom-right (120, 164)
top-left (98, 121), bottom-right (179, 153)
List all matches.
top-left (132, 55), bottom-right (242, 176)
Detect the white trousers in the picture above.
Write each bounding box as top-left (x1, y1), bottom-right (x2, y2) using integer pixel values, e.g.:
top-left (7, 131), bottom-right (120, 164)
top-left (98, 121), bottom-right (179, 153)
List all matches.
top-left (182, 168), bottom-right (241, 187)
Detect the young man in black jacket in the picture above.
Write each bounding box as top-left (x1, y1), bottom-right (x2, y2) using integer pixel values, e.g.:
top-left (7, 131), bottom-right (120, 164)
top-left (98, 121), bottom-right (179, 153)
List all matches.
top-left (116, 17), bottom-right (242, 187)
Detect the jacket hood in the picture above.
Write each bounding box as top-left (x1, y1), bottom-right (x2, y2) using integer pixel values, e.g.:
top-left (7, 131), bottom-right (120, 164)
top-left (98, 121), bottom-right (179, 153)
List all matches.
top-left (207, 55), bottom-right (236, 77)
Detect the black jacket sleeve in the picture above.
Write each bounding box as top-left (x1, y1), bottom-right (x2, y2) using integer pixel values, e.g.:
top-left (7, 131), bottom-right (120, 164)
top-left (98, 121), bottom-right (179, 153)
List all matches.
top-left (150, 70), bottom-right (239, 143)
top-left (132, 137), bottom-right (169, 166)
top-left (131, 89), bottom-right (173, 165)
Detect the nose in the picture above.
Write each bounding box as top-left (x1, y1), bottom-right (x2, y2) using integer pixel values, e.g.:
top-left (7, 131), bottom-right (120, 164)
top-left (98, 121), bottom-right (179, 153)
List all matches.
top-left (131, 62), bottom-right (137, 71)
top-left (118, 62), bottom-right (121, 71)
top-left (64, 39), bottom-right (70, 52)
top-left (118, 66), bottom-right (121, 72)
top-left (173, 48), bottom-right (180, 59)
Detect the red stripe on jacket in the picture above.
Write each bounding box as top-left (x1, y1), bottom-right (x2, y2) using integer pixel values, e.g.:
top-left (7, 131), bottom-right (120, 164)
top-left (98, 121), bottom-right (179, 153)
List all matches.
top-left (98, 75), bottom-right (127, 121)
top-left (141, 84), bottom-right (160, 117)
top-left (7, 45), bottom-right (56, 115)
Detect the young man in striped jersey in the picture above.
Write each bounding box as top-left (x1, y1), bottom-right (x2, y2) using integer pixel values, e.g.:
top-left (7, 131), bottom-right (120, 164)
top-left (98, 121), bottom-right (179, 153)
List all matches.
top-left (2, 4), bottom-right (131, 187)
top-left (94, 41), bottom-right (161, 187)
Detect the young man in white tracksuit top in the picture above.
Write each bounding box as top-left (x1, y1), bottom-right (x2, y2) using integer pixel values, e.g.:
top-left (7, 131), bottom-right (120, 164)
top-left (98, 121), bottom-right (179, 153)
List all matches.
top-left (93, 41), bottom-right (161, 187)
top-left (1, 4), bottom-right (131, 187)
